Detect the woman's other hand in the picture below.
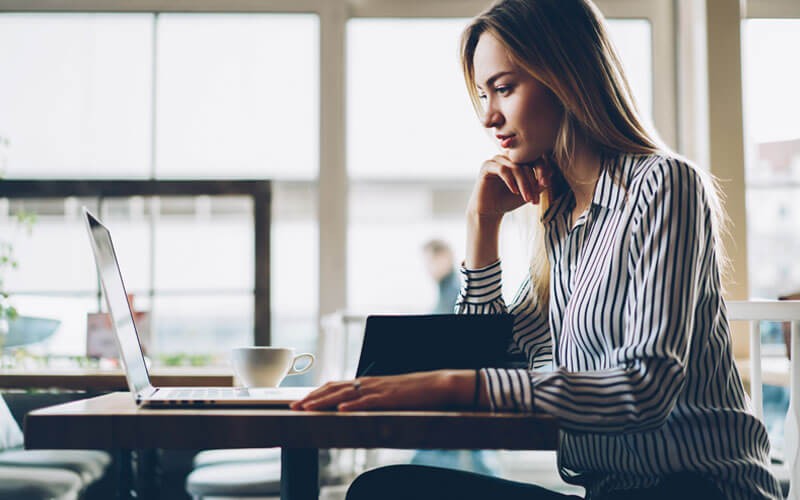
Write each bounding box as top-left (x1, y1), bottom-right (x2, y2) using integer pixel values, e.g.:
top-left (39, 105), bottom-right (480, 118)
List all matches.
top-left (289, 370), bottom-right (479, 412)
top-left (466, 155), bottom-right (550, 219)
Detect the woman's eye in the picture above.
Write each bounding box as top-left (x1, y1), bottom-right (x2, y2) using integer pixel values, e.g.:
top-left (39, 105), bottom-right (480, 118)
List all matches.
top-left (495, 85), bottom-right (512, 96)
top-left (478, 93), bottom-right (487, 101)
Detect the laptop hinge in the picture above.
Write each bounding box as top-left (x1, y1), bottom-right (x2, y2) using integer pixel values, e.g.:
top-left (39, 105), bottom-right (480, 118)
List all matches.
top-left (137, 386), bottom-right (158, 401)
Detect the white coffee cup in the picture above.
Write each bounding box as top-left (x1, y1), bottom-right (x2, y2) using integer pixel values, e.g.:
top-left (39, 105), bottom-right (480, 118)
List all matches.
top-left (231, 347), bottom-right (315, 388)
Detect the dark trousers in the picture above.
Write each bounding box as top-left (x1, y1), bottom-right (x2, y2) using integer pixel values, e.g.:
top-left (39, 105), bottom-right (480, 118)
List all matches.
top-left (345, 465), bottom-right (727, 500)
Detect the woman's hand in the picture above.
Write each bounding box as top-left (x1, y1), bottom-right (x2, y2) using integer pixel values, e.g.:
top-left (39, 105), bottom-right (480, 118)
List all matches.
top-left (466, 155), bottom-right (550, 219)
top-left (465, 155), bottom-right (552, 268)
top-left (290, 370), bottom-right (476, 412)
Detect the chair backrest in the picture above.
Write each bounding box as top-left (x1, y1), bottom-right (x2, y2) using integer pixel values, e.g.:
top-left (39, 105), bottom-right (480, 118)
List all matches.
top-left (728, 300), bottom-right (800, 500)
top-left (317, 312), bottom-right (368, 384)
top-left (317, 312), bottom-right (372, 477)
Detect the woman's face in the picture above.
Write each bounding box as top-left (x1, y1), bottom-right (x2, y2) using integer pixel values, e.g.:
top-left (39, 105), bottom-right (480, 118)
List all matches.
top-left (473, 32), bottom-right (563, 164)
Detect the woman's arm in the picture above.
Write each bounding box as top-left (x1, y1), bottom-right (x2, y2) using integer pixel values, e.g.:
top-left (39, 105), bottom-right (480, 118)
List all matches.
top-left (464, 154), bottom-right (546, 268)
top-left (465, 212), bottom-right (502, 269)
top-left (457, 155), bottom-right (553, 368)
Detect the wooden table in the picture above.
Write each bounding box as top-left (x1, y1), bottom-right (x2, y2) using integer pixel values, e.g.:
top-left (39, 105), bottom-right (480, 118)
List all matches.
top-left (24, 392), bottom-right (559, 500)
top-left (0, 367), bottom-right (235, 391)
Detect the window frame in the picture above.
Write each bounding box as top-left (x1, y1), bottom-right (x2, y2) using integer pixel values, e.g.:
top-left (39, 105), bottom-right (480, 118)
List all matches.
top-left (0, 179), bottom-right (272, 346)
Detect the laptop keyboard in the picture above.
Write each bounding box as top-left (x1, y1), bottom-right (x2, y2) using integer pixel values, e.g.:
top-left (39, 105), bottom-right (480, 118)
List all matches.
top-left (162, 388), bottom-right (239, 399)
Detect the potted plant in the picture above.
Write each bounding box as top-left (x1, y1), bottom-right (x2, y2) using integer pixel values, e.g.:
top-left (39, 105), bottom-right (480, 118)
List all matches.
top-left (0, 133), bottom-right (14, 341)
top-left (0, 212), bottom-right (36, 343)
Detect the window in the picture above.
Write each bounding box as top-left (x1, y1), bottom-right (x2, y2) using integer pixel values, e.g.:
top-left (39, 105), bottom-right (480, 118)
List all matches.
top-left (742, 17), bottom-right (800, 452)
top-left (0, 14), bottom-right (153, 178)
top-left (743, 19), bottom-right (800, 299)
top-left (0, 12), bottom-right (319, 366)
top-left (154, 14), bottom-right (319, 180)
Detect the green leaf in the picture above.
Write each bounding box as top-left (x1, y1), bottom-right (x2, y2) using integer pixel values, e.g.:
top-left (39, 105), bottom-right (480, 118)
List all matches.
top-left (16, 211), bottom-right (37, 234)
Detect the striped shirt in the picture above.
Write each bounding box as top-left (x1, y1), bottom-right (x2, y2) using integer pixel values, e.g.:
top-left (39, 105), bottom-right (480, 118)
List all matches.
top-left (457, 153), bottom-right (782, 499)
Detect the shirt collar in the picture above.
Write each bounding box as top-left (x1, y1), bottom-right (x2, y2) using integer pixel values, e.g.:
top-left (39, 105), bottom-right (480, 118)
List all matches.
top-left (541, 191), bottom-right (572, 225)
top-left (592, 152), bottom-right (629, 211)
top-left (540, 152), bottom-right (633, 226)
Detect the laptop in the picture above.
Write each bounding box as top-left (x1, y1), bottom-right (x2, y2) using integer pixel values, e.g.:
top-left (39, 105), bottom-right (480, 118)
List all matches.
top-left (82, 207), bottom-right (313, 407)
top-left (355, 314), bottom-right (519, 377)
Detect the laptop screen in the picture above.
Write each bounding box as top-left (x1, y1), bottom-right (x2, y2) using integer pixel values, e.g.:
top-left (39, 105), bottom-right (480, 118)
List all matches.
top-left (84, 209), bottom-right (151, 396)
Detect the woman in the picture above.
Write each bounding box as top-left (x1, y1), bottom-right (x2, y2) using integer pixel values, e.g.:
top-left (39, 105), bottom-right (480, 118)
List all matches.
top-left (292, 0), bottom-right (782, 498)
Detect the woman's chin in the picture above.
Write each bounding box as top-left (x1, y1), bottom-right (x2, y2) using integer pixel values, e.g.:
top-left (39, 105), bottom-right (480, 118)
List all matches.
top-left (506, 149), bottom-right (540, 165)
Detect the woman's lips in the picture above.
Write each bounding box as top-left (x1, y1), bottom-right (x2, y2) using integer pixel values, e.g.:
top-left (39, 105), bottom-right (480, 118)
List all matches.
top-left (498, 135), bottom-right (515, 148)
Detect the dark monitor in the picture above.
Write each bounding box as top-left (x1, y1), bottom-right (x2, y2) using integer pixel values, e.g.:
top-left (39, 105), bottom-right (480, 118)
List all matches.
top-left (355, 314), bottom-right (516, 377)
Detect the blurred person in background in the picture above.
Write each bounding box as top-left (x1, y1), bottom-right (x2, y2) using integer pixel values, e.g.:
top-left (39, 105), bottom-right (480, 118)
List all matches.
top-left (422, 239), bottom-right (461, 314)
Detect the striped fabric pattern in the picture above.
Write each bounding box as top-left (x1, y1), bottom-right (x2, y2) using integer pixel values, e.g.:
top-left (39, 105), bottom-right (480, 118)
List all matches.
top-left (456, 153), bottom-right (782, 499)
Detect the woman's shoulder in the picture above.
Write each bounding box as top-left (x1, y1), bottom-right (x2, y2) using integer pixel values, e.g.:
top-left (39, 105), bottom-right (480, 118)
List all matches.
top-left (616, 150), bottom-right (695, 175)
top-left (617, 151), bottom-right (705, 194)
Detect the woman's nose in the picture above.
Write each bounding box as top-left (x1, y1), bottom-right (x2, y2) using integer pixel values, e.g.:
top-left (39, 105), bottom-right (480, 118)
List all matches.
top-left (482, 106), bottom-right (503, 129)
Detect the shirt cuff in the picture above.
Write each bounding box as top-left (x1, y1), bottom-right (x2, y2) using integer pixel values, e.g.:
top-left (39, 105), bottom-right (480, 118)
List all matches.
top-left (482, 368), bottom-right (534, 412)
top-left (459, 260), bottom-right (503, 304)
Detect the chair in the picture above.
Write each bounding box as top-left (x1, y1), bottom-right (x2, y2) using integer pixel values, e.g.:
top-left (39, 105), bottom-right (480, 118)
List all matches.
top-left (0, 394), bottom-right (111, 498)
top-left (192, 448), bottom-right (281, 469)
top-left (0, 465), bottom-right (83, 500)
top-left (186, 447), bottom-right (284, 499)
top-left (186, 459), bottom-right (282, 499)
top-left (0, 449), bottom-right (110, 485)
top-left (728, 300), bottom-right (800, 499)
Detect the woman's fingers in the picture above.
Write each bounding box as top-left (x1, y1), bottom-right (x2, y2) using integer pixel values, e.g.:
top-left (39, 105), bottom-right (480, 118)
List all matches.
top-left (510, 165), bottom-right (535, 202)
top-left (290, 380), bottom-right (359, 410)
top-left (299, 381), bottom-right (344, 400)
top-left (338, 394), bottom-right (383, 412)
top-left (482, 158), bottom-right (520, 196)
top-left (525, 164), bottom-right (541, 204)
top-left (291, 377), bottom-right (389, 411)
top-left (533, 165), bottom-right (548, 189)
top-left (296, 385), bottom-right (360, 410)
top-left (484, 156), bottom-right (534, 200)
top-left (484, 156), bottom-right (544, 204)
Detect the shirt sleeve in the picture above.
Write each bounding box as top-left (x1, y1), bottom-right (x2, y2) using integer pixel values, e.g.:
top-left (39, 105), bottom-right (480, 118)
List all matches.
top-left (456, 260), bottom-right (553, 370)
top-left (482, 159), bottom-right (710, 434)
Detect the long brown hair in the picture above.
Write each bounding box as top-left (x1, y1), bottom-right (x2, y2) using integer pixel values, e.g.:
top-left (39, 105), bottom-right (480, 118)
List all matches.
top-left (460, 0), bottom-right (727, 305)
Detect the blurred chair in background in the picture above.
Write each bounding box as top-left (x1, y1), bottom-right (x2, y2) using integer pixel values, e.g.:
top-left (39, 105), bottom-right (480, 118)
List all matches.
top-left (0, 394), bottom-right (110, 499)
